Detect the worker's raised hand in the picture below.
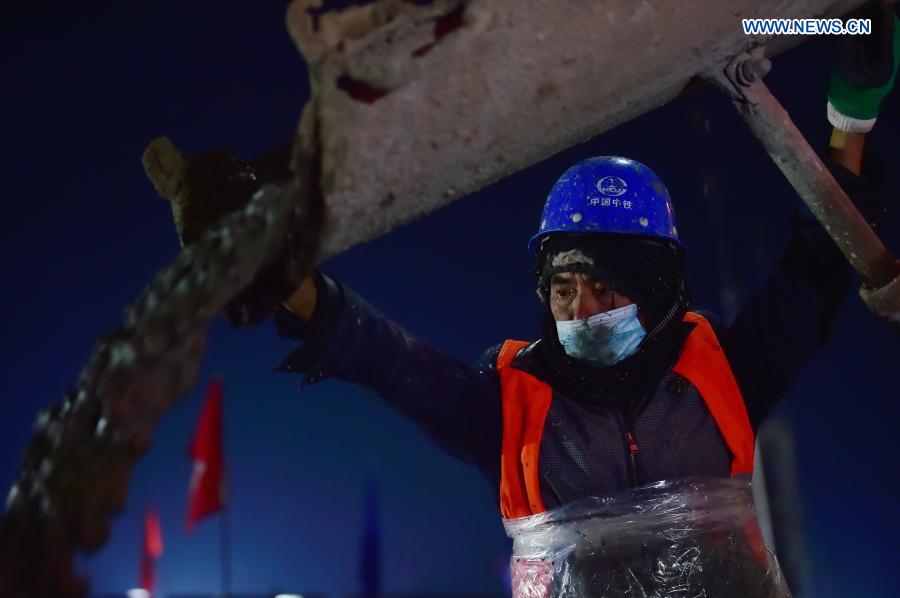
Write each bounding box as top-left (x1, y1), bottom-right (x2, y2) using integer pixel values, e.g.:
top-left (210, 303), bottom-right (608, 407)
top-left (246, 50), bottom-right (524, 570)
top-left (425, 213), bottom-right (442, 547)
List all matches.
top-left (142, 136), bottom-right (324, 326)
top-left (827, 0), bottom-right (899, 132)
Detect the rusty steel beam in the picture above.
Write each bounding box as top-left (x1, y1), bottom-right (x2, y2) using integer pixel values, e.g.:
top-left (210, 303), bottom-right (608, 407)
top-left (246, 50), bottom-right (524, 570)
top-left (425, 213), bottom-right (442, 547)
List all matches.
top-left (288, 0), bottom-right (865, 259)
top-left (707, 51), bottom-right (900, 326)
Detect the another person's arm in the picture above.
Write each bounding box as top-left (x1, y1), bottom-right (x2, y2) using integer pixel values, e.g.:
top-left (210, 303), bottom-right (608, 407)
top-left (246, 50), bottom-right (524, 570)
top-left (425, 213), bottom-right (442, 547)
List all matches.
top-left (827, 128), bottom-right (866, 175)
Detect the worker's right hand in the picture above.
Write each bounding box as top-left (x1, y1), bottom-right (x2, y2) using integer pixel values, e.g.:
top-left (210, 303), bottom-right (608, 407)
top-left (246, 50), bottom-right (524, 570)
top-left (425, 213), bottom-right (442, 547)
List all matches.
top-left (142, 137), bottom-right (324, 326)
top-left (827, 0), bottom-right (899, 133)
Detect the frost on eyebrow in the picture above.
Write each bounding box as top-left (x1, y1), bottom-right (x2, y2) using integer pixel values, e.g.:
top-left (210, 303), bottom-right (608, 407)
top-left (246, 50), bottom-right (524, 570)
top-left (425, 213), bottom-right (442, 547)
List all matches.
top-left (551, 250), bottom-right (594, 268)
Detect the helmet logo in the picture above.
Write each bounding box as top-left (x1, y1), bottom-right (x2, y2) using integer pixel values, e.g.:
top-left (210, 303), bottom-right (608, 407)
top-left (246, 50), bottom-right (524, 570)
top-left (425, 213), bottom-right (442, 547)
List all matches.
top-left (597, 176), bottom-right (627, 196)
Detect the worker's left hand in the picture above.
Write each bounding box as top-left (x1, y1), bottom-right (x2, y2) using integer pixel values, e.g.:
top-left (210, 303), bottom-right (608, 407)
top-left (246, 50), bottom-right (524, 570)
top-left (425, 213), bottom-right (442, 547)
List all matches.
top-left (827, 0), bottom-right (899, 132)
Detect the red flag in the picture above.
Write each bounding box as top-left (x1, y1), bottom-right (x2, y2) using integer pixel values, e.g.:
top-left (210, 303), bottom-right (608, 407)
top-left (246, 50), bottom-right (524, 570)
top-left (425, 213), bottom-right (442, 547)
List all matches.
top-left (140, 509), bottom-right (163, 594)
top-left (187, 377), bottom-right (227, 530)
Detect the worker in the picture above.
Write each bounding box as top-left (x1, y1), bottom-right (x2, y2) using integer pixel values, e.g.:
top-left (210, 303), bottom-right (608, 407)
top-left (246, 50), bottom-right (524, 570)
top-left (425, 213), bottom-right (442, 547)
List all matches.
top-left (172, 4), bottom-right (898, 595)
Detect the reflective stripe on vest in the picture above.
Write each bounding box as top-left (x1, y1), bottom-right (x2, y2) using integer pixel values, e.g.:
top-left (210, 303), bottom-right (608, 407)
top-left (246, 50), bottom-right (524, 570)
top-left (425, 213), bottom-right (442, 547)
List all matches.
top-left (496, 311), bottom-right (755, 520)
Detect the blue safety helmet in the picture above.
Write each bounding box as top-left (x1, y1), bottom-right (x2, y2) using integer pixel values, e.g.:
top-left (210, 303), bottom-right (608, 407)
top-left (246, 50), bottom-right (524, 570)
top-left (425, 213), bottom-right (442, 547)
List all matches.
top-left (528, 156), bottom-right (684, 255)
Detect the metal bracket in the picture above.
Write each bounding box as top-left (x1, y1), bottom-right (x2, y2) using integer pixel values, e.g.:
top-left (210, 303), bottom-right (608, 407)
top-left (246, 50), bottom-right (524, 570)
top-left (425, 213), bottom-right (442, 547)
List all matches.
top-left (717, 47), bottom-right (772, 103)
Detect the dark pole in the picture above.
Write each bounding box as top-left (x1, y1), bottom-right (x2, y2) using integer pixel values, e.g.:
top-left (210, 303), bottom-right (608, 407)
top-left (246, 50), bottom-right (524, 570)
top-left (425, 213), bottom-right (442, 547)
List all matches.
top-left (218, 372), bottom-right (231, 598)
top-left (220, 505), bottom-right (232, 598)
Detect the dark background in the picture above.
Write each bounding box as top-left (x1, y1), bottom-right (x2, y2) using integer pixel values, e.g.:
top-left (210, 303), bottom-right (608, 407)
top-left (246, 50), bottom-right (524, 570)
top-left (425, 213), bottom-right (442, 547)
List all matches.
top-left (2, 1), bottom-right (898, 596)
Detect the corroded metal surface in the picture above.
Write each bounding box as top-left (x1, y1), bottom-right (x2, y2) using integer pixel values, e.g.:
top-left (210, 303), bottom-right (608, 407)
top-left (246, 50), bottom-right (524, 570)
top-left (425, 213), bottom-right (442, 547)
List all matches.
top-left (289, 0), bottom-right (864, 259)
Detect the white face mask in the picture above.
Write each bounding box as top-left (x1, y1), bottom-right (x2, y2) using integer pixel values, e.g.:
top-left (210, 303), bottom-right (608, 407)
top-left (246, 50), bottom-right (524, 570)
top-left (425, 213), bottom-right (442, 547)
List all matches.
top-left (555, 304), bottom-right (647, 367)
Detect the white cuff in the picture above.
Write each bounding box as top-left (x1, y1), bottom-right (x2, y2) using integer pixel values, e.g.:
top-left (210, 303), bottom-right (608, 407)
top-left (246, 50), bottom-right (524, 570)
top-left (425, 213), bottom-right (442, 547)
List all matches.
top-left (827, 101), bottom-right (876, 133)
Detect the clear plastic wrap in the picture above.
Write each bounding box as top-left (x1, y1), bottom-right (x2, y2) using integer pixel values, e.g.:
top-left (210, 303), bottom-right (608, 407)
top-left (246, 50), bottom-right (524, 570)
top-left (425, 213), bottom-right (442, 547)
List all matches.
top-left (504, 477), bottom-right (792, 598)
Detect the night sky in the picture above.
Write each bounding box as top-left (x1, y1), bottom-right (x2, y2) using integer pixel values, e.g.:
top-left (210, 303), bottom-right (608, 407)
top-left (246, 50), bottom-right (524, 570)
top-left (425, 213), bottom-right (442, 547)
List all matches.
top-left (3, 2), bottom-right (899, 596)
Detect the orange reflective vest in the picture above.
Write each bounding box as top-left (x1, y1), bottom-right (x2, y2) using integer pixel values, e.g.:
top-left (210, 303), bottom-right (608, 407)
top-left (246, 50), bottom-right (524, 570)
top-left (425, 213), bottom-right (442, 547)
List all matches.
top-left (497, 311), bottom-right (755, 520)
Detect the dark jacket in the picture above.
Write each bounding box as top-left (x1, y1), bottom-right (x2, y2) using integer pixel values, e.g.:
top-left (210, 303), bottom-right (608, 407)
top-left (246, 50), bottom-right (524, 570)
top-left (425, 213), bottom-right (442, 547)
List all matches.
top-left (273, 165), bottom-right (862, 509)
